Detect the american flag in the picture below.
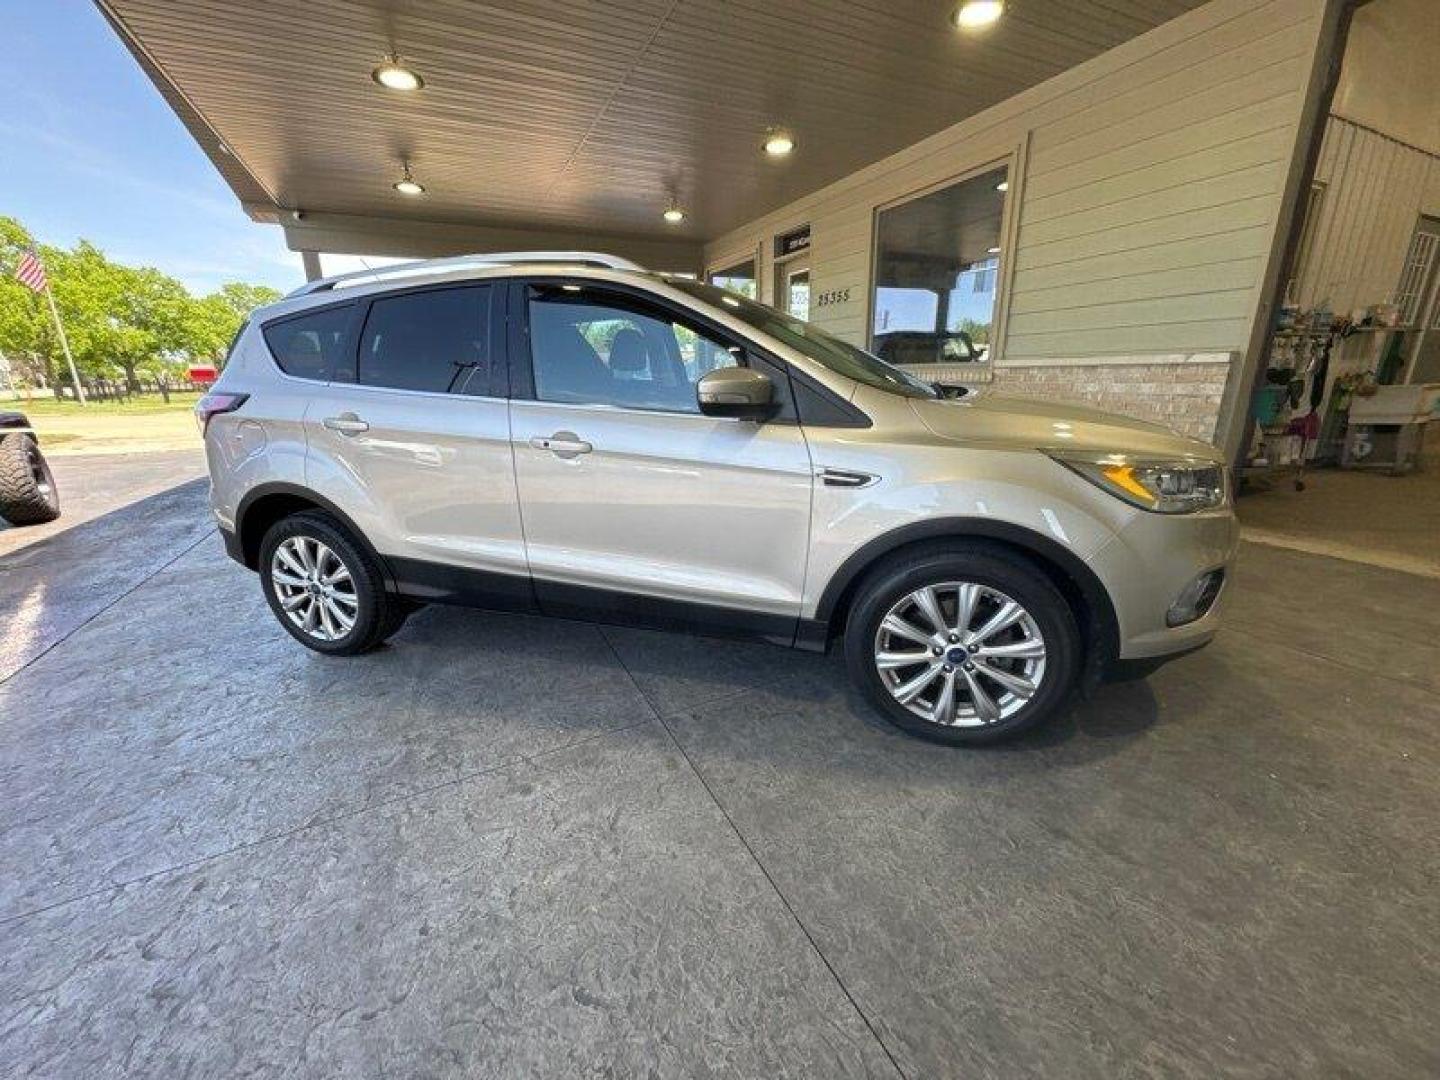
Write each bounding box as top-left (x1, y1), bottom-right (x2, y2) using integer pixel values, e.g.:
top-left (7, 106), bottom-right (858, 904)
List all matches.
top-left (13, 250), bottom-right (47, 293)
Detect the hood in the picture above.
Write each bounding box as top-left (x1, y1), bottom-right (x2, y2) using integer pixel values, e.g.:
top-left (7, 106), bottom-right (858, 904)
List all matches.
top-left (908, 387), bottom-right (1219, 460)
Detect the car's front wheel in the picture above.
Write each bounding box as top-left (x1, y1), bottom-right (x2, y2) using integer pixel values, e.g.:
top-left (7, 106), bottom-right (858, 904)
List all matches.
top-left (844, 545), bottom-right (1080, 745)
top-left (258, 512), bottom-right (408, 655)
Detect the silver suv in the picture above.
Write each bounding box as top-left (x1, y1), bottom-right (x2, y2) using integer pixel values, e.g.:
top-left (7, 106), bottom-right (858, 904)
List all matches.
top-left (200, 253), bottom-right (1236, 745)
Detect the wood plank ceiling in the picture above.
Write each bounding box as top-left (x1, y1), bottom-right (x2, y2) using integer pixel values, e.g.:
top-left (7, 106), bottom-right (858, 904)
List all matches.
top-left (98, 0), bottom-right (1205, 243)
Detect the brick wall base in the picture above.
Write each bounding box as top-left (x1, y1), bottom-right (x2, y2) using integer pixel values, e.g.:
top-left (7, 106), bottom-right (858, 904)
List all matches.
top-left (989, 361), bottom-right (1231, 443)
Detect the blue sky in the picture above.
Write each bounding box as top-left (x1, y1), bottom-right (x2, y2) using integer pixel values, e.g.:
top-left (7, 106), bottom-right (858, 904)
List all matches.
top-left (0, 1), bottom-right (304, 296)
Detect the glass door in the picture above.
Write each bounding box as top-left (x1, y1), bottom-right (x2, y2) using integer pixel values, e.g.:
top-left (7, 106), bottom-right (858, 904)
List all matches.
top-left (782, 264), bottom-right (811, 321)
top-left (1399, 217), bottom-right (1440, 384)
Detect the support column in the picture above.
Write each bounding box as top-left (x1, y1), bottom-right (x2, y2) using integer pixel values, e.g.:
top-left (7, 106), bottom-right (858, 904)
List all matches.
top-left (300, 250), bottom-right (323, 282)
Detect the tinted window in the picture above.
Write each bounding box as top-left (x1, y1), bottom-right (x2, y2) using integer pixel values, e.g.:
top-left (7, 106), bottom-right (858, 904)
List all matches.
top-left (358, 286), bottom-right (493, 394)
top-left (528, 287), bottom-right (739, 413)
top-left (262, 306), bottom-right (352, 380)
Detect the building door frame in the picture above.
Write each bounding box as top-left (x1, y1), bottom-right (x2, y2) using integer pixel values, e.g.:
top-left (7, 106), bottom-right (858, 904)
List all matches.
top-left (1398, 215), bottom-right (1440, 384)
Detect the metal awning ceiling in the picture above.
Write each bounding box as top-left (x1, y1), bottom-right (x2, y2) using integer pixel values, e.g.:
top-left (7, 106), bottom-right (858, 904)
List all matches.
top-left (98, 0), bottom-right (1203, 248)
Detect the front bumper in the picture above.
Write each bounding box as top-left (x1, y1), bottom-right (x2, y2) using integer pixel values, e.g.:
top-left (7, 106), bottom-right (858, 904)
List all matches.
top-left (1088, 506), bottom-right (1240, 661)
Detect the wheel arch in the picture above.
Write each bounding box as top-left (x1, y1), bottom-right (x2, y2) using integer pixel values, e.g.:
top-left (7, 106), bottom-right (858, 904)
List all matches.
top-left (0, 413), bottom-right (37, 440)
top-left (235, 482), bottom-right (396, 592)
top-left (814, 518), bottom-right (1120, 679)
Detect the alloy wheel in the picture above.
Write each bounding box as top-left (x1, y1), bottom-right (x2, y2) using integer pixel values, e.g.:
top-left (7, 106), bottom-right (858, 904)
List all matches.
top-left (270, 535), bottom-right (359, 642)
top-left (873, 581), bottom-right (1047, 727)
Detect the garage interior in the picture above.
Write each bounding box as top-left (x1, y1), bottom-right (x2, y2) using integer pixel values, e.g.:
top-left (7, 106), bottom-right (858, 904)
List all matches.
top-left (1234, 0), bottom-right (1440, 577)
top-left (3, 0), bottom-right (1437, 1076)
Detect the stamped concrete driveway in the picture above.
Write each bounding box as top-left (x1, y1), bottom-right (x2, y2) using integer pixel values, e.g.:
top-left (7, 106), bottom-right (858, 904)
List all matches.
top-left (1, 473), bottom-right (1437, 1078)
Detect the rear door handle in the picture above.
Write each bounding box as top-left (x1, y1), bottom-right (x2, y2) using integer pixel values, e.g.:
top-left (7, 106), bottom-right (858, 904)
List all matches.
top-left (529, 431), bottom-right (592, 459)
top-left (323, 413), bottom-right (369, 435)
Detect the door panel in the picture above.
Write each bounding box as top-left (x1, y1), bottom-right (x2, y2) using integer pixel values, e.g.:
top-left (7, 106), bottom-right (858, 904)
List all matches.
top-left (306, 383), bottom-right (525, 578)
top-left (511, 401), bottom-right (813, 615)
top-left (301, 282), bottom-right (527, 586)
top-left (509, 281), bottom-right (814, 623)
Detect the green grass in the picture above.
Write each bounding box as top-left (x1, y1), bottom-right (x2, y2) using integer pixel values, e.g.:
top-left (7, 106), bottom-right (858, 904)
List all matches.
top-left (7, 394), bottom-right (202, 417)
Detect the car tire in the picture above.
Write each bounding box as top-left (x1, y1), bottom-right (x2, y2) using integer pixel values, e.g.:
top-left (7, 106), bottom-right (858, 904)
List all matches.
top-left (843, 543), bottom-right (1080, 745)
top-left (0, 434), bottom-right (61, 526)
top-left (258, 511), bottom-right (399, 656)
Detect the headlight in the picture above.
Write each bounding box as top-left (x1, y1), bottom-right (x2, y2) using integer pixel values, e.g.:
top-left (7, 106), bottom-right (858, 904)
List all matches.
top-left (1047, 450), bottom-right (1228, 513)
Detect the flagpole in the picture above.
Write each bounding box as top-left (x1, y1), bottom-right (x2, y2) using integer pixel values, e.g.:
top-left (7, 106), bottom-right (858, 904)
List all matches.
top-left (42, 282), bottom-right (86, 406)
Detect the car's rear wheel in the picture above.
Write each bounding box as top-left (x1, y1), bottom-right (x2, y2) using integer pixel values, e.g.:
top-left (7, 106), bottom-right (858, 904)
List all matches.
top-left (258, 512), bottom-right (407, 655)
top-left (844, 545), bottom-right (1080, 745)
top-left (0, 434), bottom-right (61, 526)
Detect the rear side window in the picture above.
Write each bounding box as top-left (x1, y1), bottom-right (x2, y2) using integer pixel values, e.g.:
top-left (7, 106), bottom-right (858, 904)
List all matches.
top-left (262, 306), bottom-right (352, 380)
top-left (357, 286), bottom-right (494, 394)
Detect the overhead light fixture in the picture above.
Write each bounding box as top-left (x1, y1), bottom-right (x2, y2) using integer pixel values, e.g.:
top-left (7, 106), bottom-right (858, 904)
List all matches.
top-left (663, 204), bottom-right (685, 223)
top-left (987, 246), bottom-right (1001, 254)
top-left (372, 56), bottom-right (424, 91)
top-left (954, 0), bottom-right (1004, 30)
top-left (763, 129), bottom-right (796, 157)
top-left (996, 180), bottom-right (1009, 191)
top-left (393, 163), bottom-right (425, 195)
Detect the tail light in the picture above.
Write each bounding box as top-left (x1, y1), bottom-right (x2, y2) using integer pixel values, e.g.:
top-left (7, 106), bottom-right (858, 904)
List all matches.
top-left (195, 392), bottom-right (249, 435)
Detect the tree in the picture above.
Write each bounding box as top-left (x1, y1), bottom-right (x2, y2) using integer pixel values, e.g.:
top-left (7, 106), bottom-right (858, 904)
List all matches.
top-left (215, 282), bottom-right (283, 321)
top-left (197, 281), bottom-right (282, 368)
top-left (0, 217), bottom-right (56, 389)
top-left (0, 214), bottom-right (284, 390)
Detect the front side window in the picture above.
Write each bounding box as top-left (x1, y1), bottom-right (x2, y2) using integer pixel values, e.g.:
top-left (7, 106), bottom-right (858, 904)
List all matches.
top-left (871, 165), bottom-right (1008, 364)
top-left (528, 287), bottom-right (739, 413)
top-left (358, 286), bottom-right (493, 394)
top-left (262, 305), bottom-right (352, 380)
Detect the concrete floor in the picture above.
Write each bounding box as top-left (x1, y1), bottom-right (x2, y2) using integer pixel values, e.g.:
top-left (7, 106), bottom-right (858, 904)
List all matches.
top-left (1238, 425), bottom-right (1440, 578)
top-left (2, 469), bottom-right (1437, 1078)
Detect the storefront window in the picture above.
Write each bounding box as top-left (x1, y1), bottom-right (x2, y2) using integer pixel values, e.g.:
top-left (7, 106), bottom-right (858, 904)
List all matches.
top-left (871, 165), bottom-right (1008, 366)
top-left (708, 259), bottom-right (757, 299)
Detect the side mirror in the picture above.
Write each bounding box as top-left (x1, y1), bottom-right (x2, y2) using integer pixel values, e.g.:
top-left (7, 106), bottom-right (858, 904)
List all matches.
top-left (697, 367), bottom-right (774, 420)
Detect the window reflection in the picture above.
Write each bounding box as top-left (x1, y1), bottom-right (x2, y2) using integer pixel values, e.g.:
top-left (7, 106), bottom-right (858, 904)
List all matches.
top-left (871, 166), bottom-right (1008, 365)
top-left (707, 259), bottom-right (757, 300)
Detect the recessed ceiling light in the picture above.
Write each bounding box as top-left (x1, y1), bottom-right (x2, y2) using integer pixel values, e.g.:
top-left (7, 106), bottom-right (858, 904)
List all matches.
top-left (393, 164), bottom-right (424, 195)
top-left (996, 180), bottom-right (1009, 191)
top-left (663, 205), bottom-right (685, 223)
top-left (763, 130), bottom-right (796, 157)
top-left (372, 57), bottom-right (424, 91)
top-left (954, 1), bottom-right (1004, 30)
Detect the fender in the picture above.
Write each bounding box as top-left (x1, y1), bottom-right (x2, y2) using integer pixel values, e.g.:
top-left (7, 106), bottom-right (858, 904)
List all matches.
top-left (811, 516), bottom-right (1120, 662)
top-left (0, 412), bottom-right (37, 438)
top-left (233, 481), bottom-right (398, 593)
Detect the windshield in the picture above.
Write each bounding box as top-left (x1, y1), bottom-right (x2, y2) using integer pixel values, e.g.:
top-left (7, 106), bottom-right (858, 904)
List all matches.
top-left (667, 279), bottom-right (939, 399)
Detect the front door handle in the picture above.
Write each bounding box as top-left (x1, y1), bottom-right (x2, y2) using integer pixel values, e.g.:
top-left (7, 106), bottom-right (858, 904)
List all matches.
top-left (323, 413), bottom-right (369, 435)
top-left (529, 431), bottom-right (592, 459)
